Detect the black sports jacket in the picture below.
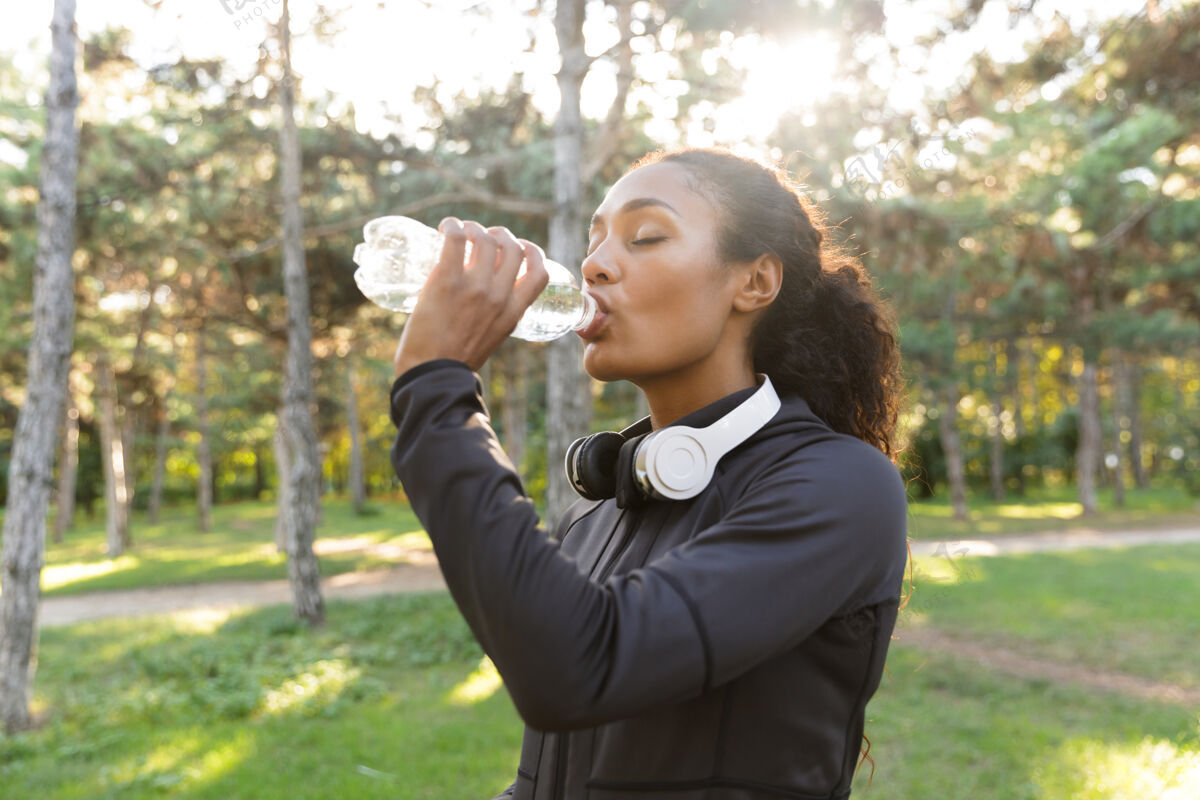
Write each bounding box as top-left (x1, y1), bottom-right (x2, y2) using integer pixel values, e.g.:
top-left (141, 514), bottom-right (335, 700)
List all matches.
top-left (388, 359), bottom-right (909, 800)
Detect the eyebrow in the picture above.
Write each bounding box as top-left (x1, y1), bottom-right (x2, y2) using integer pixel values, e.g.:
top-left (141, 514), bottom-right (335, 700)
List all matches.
top-left (590, 197), bottom-right (680, 229)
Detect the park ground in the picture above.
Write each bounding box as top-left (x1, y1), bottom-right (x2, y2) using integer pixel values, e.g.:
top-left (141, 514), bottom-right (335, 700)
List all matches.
top-left (1, 486), bottom-right (1198, 798)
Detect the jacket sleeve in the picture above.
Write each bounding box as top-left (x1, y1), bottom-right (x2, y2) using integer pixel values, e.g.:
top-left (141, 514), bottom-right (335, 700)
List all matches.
top-left (389, 360), bottom-right (908, 733)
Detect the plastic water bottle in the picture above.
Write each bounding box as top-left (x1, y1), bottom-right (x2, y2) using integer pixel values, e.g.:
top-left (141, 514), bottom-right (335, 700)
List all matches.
top-left (352, 216), bottom-right (598, 342)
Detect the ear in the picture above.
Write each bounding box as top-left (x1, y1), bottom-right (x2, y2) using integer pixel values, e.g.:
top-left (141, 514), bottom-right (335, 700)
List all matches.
top-left (731, 253), bottom-right (783, 313)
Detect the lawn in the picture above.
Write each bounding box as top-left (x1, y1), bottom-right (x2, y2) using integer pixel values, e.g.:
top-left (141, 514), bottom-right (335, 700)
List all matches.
top-left (903, 541), bottom-right (1200, 689)
top-left (851, 647), bottom-right (1198, 799)
top-left (3, 542), bottom-right (1198, 799)
top-left (17, 483), bottom-right (1199, 599)
top-left (34, 499), bottom-right (434, 597)
top-left (3, 593), bottom-right (525, 799)
top-left (905, 484), bottom-right (1200, 539)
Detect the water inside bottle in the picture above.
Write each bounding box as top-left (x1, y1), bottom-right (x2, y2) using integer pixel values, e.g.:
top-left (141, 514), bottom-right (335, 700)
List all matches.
top-left (512, 283), bottom-right (590, 342)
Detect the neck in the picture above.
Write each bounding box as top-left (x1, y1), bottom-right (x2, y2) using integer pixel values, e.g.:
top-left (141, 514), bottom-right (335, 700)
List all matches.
top-left (636, 355), bottom-right (758, 431)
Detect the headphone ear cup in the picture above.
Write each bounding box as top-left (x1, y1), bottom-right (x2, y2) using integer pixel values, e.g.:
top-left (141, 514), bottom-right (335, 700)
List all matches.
top-left (615, 432), bottom-right (654, 509)
top-left (566, 431), bottom-right (625, 501)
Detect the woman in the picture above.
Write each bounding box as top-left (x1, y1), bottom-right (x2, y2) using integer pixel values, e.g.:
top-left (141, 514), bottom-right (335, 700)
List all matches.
top-left (388, 147), bottom-right (910, 799)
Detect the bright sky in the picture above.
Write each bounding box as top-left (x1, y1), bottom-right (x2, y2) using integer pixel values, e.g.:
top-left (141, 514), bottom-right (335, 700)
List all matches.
top-left (1, 0), bottom-right (1155, 158)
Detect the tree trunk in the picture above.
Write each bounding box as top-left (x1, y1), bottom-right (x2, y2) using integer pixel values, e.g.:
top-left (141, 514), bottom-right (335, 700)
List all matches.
top-left (937, 382), bottom-right (969, 521)
top-left (53, 380), bottom-right (79, 542)
top-left (545, 0), bottom-right (592, 527)
top-left (346, 358), bottom-right (366, 515)
top-left (148, 393), bottom-right (169, 525)
top-left (253, 444), bottom-right (265, 500)
top-left (277, 0), bottom-right (324, 625)
top-left (1110, 353), bottom-right (1129, 507)
top-left (273, 418), bottom-right (291, 552)
top-left (1027, 336), bottom-right (1040, 423)
top-left (97, 354), bottom-right (131, 555)
top-left (194, 326), bottom-right (213, 532)
top-left (0, 0), bottom-right (78, 734)
top-left (500, 341), bottom-right (529, 480)
top-left (1076, 359), bottom-right (1101, 515)
top-left (1127, 358), bottom-right (1149, 488)
top-left (120, 403), bottom-right (137, 516)
top-left (1011, 336), bottom-right (1027, 494)
top-left (989, 340), bottom-right (1006, 502)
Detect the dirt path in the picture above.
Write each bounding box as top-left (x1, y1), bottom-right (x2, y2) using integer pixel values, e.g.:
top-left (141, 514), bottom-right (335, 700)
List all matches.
top-left (38, 563), bottom-right (446, 628)
top-left (908, 525), bottom-right (1200, 557)
top-left (39, 525), bottom-right (1199, 626)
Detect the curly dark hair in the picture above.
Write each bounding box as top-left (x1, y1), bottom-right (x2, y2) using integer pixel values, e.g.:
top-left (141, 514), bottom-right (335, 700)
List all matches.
top-left (629, 147), bottom-right (905, 462)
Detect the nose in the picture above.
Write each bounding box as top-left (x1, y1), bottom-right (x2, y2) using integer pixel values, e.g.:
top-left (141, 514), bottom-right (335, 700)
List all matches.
top-left (581, 244), bottom-right (618, 286)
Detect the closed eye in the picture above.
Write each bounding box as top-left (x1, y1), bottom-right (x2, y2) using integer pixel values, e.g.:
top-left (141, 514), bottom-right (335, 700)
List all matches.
top-left (632, 237), bottom-right (667, 246)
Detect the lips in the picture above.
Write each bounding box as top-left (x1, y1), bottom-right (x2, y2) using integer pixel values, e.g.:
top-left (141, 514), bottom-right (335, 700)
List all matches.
top-left (575, 309), bottom-right (608, 340)
top-left (576, 291), bottom-right (611, 340)
top-left (584, 291), bottom-right (611, 315)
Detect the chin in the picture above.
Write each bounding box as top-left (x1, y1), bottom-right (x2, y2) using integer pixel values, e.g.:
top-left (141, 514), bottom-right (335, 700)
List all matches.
top-left (583, 341), bottom-right (647, 383)
top-left (583, 346), bottom-right (668, 386)
top-left (582, 348), bottom-right (623, 383)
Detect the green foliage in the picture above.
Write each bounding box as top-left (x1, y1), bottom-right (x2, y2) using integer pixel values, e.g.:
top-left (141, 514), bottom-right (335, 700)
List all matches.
top-left (3, 3), bottom-right (1200, 526)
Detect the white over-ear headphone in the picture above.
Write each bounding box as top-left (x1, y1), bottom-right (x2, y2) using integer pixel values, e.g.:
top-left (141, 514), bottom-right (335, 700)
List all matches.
top-left (565, 373), bottom-right (781, 504)
top-left (634, 373), bottom-right (781, 500)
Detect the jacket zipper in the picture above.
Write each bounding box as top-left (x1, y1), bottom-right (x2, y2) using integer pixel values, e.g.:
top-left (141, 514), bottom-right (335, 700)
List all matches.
top-left (552, 509), bottom-right (644, 795)
top-left (595, 508), bottom-right (642, 583)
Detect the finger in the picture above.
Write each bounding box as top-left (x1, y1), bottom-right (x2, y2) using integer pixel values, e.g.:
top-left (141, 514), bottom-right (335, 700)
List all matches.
top-left (511, 239), bottom-right (550, 311)
top-left (434, 217), bottom-right (467, 279)
top-left (460, 221), bottom-right (497, 282)
top-left (487, 226), bottom-right (525, 293)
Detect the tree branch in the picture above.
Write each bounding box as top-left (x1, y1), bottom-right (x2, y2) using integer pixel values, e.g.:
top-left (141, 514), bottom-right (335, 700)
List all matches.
top-left (212, 189), bottom-right (551, 263)
top-left (584, 0), bottom-right (636, 184)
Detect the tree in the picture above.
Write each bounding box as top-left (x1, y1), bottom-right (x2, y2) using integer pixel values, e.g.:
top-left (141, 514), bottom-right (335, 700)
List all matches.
top-left (194, 324), bottom-right (213, 532)
top-left (52, 374), bottom-right (79, 541)
top-left (276, 0), bottom-right (324, 625)
top-left (0, 0), bottom-right (79, 733)
top-left (545, 0), bottom-right (592, 526)
top-left (345, 356), bottom-right (366, 515)
top-left (96, 352), bottom-right (131, 553)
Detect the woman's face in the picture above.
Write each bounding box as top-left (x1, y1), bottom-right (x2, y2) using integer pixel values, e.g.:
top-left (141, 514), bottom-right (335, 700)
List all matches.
top-left (579, 161), bottom-right (744, 384)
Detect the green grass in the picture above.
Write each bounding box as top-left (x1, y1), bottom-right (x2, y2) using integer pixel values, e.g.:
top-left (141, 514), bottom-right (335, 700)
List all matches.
top-left (34, 499), bottom-right (433, 597)
top-left (852, 647), bottom-right (1199, 799)
top-left (906, 484), bottom-right (1200, 539)
top-left (4, 588), bottom-right (1196, 799)
top-left (3, 592), bottom-right (524, 799)
top-left (903, 540), bottom-right (1200, 689)
top-left (20, 484), bottom-right (1200, 598)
